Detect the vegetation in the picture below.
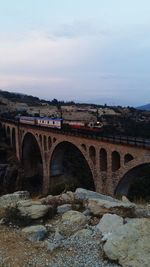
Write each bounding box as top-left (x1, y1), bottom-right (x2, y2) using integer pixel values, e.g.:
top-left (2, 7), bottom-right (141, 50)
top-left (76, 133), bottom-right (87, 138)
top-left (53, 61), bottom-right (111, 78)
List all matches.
top-left (5, 206), bottom-right (32, 226)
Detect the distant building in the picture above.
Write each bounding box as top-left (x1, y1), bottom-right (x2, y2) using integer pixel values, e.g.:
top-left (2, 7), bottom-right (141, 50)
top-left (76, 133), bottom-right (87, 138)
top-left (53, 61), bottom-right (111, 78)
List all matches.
top-left (16, 103), bottom-right (28, 112)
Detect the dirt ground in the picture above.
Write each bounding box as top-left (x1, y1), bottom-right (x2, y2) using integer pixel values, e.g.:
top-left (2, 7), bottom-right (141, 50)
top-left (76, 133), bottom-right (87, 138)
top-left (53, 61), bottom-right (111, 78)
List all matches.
top-left (0, 225), bottom-right (56, 267)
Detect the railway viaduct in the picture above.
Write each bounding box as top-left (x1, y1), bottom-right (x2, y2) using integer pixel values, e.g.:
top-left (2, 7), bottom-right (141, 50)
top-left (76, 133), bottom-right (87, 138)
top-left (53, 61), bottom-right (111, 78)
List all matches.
top-left (1, 119), bottom-right (150, 197)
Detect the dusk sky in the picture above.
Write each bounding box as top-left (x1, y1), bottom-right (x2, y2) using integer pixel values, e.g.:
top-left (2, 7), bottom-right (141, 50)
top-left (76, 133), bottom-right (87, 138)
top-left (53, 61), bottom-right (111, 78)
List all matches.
top-left (0, 0), bottom-right (150, 106)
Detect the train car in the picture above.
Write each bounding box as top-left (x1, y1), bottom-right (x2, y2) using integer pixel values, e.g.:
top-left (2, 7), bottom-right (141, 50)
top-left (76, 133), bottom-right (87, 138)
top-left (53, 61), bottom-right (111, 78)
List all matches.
top-left (18, 116), bottom-right (103, 134)
top-left (62, 119), bottom-right (103, 133)
top-left (19, 116), bottom-right (36, 125)
top-left (36, 117), bottom-right (63, 129)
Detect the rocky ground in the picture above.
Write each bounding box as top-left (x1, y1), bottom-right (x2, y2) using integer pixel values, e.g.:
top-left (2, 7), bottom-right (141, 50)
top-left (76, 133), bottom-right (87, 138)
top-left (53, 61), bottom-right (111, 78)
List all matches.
top-left (0, 189), bottom-right (150, 267)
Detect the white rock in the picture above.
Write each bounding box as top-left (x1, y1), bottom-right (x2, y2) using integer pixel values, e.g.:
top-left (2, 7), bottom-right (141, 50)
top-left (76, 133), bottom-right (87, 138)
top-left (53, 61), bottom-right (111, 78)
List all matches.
top-left (122, 195), bottom-right (130, 203)
top-left (103, 218), bottom-right (150, 267)
top-left (96, 214), bottom-right (123, 236)
top-left (18, 200), bottom-right (50, 219)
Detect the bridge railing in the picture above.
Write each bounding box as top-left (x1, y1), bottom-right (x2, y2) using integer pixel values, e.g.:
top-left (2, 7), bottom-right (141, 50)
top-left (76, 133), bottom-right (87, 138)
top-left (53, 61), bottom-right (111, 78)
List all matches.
top-left (1, 118), bottom-right (150, 149)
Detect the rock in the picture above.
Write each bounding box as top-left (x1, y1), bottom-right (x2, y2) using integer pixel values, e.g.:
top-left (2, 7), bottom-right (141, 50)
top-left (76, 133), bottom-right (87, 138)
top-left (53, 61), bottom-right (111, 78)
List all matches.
top-left (83, 208), bottom-right (91, 216)
top-left (22, 225), bottom-right (47, 242)
top-left (96, 214), bottom-right (123, 236)
top-left (17, 200), bottom-right (51, 219)
top-left (41, 191), bottom-right (75, 206)
top-left (0, 191), bottom-right (30, 208)
top-left (0, 218), bottom-right (5, 225)
top-left (57, 204), bottom-right (72, 214)
top-left (58, 210), bottom-right (87, 236)
top-left (134, 206), bottom-right (150, 218)
top-left (54, 230), bottom-right (64, 241)
top-left (122, 195), bottom-right (130, 203)
top-left (103, 218), bottom-right (150, 267)
top-left (44, 241), bottom-right (60, 252)
top-left (61, 191), bottom-right (75, 203)
top-left (85, 198), bottom-right (136, 217)
top-left (75, 188), bottom-right (117, 202)
top-left (72, 229), bottom-right (93, 239)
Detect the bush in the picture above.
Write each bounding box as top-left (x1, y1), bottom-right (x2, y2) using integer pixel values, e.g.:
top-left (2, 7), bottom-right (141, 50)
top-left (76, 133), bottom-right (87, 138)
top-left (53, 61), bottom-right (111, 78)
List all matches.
top-left (5, 206), bottom-right (32, 227)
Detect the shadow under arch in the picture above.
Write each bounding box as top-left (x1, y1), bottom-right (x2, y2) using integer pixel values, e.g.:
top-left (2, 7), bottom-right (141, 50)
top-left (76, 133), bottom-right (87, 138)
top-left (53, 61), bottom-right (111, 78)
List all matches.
top-left (6, 126), bottom-right (11, 145)
top-left (12, 127), bottom-right (16, 151)
top-left (115, 163), bottom-right (150, 202)
top-left (50, 141), bottom-right (95, 194)
top-left (21, 132), bottom-right (43, 194)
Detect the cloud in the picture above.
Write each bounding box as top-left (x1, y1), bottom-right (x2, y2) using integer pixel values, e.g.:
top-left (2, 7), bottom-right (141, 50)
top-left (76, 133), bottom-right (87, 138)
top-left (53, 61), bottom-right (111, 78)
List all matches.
top-left (0, 21), bottom-right (150, 106)
top-left (50, 20), bottom-right (108, 39)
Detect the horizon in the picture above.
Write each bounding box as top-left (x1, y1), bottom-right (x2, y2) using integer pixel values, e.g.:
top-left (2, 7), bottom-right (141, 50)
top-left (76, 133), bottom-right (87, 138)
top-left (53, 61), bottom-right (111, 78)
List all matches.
top-left (0, 88), bottom-right (148, 108)
top-left (0, 1), bottom-right (150, 106)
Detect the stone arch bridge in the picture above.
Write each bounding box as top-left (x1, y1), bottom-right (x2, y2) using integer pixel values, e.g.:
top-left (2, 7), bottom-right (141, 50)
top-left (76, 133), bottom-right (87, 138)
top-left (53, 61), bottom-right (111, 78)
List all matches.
top-left (1, 119), bottom-right (150, 197)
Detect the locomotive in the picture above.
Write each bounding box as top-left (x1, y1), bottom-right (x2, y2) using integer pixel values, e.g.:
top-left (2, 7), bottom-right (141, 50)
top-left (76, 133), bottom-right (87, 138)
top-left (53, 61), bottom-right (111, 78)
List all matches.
top-left (18, 116), bottom-right (103, 133)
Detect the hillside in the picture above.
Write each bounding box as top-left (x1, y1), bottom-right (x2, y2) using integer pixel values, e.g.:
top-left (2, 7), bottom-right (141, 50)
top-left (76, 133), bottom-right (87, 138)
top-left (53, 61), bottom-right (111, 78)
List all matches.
top-left (137, 103), bottom-right (150, 111)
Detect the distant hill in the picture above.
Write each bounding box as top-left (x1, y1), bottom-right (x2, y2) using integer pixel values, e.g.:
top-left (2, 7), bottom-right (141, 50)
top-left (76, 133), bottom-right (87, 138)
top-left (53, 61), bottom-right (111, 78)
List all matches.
top-left (137, 103), bottom-right (150, 111)
top-left (0, 89), bottom-right (41, 106)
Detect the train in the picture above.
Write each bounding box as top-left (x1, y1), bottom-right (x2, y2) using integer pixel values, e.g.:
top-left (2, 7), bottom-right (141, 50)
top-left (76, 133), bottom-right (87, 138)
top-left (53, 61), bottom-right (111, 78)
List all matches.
top-left (19, 116), bottom-right (63, 129)
top-left (18, 116), bottom-right (103, 134)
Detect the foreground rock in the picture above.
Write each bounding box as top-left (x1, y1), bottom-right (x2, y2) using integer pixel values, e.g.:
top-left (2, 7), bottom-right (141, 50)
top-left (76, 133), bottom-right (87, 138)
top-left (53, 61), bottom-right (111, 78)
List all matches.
top-left (0, 189), bottom-right (149, 266)
top-left (103, 218), bottom-right (150, 267)
top-left (41, 191), bottom-right (75, 206)
top-left (0, 191), bottom-right (30, 208)
top-left (85, 198), bottom-right (136, 217)
top-left (96, 214), bottom-right (123, 236)
top-left (58, 210), bottom-right (87, 236)
top-left (22, 225), bottom-right (47, 241)
top-left (17, 200), bottom-right (51, 220)
top-left (75, 188), bottom-right (117, 202)
top-left (57, 204), bottom-right (72, 214)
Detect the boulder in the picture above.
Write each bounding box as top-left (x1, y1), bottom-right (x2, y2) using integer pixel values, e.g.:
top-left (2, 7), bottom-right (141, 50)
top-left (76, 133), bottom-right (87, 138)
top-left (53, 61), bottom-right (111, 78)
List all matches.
top-left (134, 205), bottom-right (150, 218)
top-left (17, 200), bottom-right (50, 219)
top-left (57, 204), bottom-right (72, 214)
top-left (103, 218), bottom-right (150, 267)
top-left (85, 198), bottom-right (136, 217)
top-left (41, 191), bottom-right (75, 206)
top-left (22, 225), bottom-right (47, 242)
top-left (58, 210), bottom-right (87, 236)
top-left (0, 191), bottom-right (30, 208)
top-left (75, 188), bottom-right (116, 202)
top-left (96, 214), bottom-right (123, 236)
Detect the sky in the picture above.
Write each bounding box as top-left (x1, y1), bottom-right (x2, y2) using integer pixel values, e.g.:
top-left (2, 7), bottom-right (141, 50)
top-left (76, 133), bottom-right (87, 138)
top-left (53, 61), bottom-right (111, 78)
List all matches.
top-left (0, 0), bottom-right (150, 106)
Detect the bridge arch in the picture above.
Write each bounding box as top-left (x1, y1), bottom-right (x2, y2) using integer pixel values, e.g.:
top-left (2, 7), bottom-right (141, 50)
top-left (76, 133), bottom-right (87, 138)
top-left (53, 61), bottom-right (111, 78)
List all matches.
top-left (124, 153), bottom-right (134, 164)
top-left (49, 141), bottom-right (95, 193)
top-left (21, 132), bottom-right (43, 193)
top-left (115, 162), bottom-right (150, 201)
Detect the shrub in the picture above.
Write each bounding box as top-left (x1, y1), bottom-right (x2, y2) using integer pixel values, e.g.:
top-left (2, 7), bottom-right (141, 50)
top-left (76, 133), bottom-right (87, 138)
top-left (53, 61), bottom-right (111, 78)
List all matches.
top-left (5, 206), bottom-right (32, 227)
